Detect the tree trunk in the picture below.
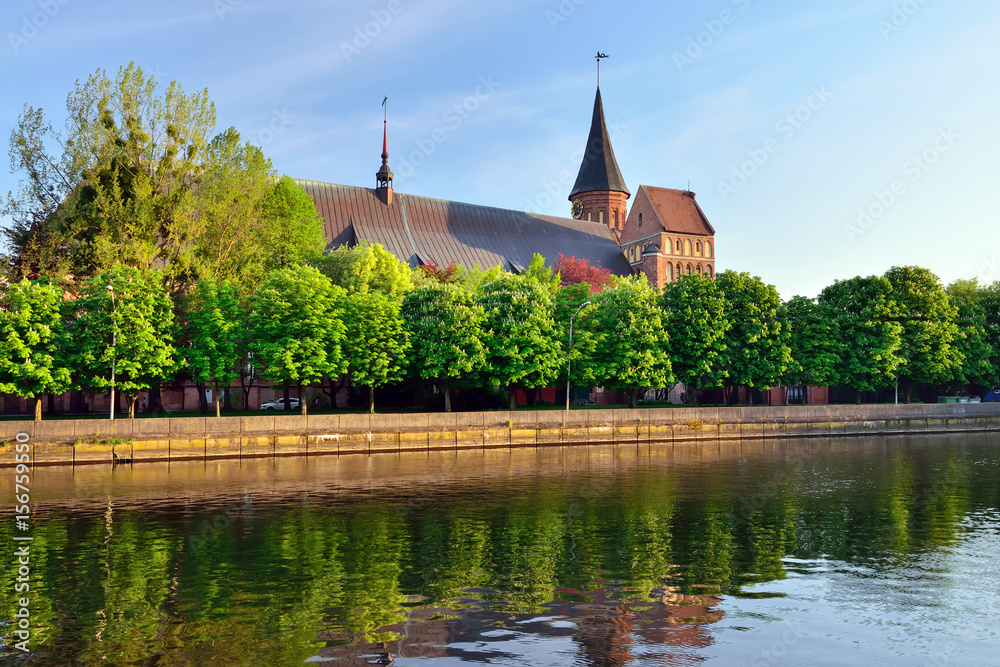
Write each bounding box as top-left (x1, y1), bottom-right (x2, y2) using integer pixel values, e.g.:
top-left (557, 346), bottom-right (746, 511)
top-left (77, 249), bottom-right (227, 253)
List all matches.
top-left (34, 398), bottom-right (42, 421)
top-left (215, 385), bottom-right (221, 418)
top-left (629, 389), bottom-right (638, 409)
top-left (283, 385), bottom-right (291, 410)
top-left (525, 388), bottom-right (537, 407)
top-left (128, 395), bottom-right (137, 419)
top-left (223, 387), bottom-right (233, 412)
top-left (855, 387), bottom-right (862, 405)
top-left (239, 375), bottom-right (254, 410)
top-left (301, 383), bottom-right (307, 416)
top-left (691, 386), bottom-right (700, 407)
top-left (442, 381), bottom-right (452, 413)
top-left (369, 386), bottom-right (375, 414)
top-left (146, 384), bottom-right (166, 414)
top-left (196, 382), bottom-right (208, 413)
top-left (508, 389), bottom-right (517, 411)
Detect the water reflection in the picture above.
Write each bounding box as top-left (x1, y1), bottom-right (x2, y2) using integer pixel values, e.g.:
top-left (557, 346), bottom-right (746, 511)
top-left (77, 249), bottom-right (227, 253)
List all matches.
top-left (1, 434), bottom-right (998, 665)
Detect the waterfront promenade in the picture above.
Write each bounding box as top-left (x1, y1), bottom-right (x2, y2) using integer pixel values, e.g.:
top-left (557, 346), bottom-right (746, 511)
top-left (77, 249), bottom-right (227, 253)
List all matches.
top-left (2, 403), bottom-right (997, 467)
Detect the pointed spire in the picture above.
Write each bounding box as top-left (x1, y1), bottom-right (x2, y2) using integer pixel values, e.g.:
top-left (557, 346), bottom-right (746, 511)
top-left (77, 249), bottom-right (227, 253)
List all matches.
top-left (569, 87), bottom-right (629, 199)
top-left (376, 96), bottom-right (393, 205)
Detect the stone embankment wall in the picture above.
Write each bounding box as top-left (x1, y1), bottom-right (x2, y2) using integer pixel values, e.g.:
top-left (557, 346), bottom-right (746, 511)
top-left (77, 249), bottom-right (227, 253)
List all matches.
top-left (1, 403), bottom-right (997, 467)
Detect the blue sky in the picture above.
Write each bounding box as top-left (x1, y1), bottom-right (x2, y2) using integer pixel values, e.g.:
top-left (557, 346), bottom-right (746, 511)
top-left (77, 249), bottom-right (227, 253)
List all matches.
top-left (2, 0), bottom-right (999, 298)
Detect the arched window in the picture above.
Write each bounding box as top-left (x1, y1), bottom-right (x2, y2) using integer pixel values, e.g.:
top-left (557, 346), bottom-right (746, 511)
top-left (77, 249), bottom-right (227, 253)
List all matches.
top-left (696, 265), bottom-right (702, 275)
top-left (686, 263), bottom-right (693, 275)
top-left (696, 241), bottom-right (702, 255)
top-left (663, 237), bottom-right (670, 255)
top-left (637, 212), bottom-right (643, 226)
top-left (708, 265), bottom-right (714, 279)
top-left (677, 263), bottom-right (682, 277)
top-left (676, 240), bottom-right (682, 253)
top-left (706, 241), bottom-right (713, 258)
top-left (668, 263), bottom-right (674, 282)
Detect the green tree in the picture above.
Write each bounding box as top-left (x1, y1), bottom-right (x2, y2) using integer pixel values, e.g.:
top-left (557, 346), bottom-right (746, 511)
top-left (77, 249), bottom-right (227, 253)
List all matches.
top-left (945, 279), bottom-right (996, 389)
top-left (553, 283), bottom-right (599, 396)
top-left (315, 241), bottom-right (412, 298)
top-left (660, 275), bottom-right (729, 405)
top-left (0, 279), bottom-right (74, 420)
top-left (246, 265), bottom-right (347, 414)
top-left (477, 273), bottom-right (562, 409)
top-left (175, 132), bottom-right (324, 295)
top-left (522, 252), bottom-right (561, 297)
top-left (68, 265), bottom-right (176, 418)
top-left (2, 63), bottom-right (215, 282)
top-left (180, 278), bottom-right (243, 417)
top-left (818, 275), bottom-right (903, 400)
top-left (783, 295), bottom-right (839, 393)
top-left (340, 291), bottom-right (411, 413)
top-left (590, 276), bottom-right (673, 408)
top-left (884, 266), bottom-right (961, 399)
top-left (715, 271), bottom-right (791, 403)
top-left (401, 283), bottom-right (487, 412)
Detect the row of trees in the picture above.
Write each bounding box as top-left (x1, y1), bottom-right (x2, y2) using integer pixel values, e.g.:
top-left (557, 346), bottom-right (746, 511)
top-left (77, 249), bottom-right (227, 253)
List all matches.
top-left (2, 240), bottom-right (995, 417)
top-left (2, 64), bottom-right (996, 417)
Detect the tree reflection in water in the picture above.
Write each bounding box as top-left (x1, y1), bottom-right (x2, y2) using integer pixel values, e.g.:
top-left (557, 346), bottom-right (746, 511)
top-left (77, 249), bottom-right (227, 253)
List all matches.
top-left (0, 435), bottom-right (994, 665)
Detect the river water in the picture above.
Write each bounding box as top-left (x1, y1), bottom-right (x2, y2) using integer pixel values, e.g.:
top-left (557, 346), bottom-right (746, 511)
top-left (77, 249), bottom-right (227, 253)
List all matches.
top-left (2, 433), bottom-right (998, 666)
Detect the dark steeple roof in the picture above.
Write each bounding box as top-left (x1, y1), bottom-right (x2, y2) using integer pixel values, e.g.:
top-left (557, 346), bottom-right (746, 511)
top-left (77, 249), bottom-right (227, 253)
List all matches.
top-left (569, 87), bottom-right (630, 199)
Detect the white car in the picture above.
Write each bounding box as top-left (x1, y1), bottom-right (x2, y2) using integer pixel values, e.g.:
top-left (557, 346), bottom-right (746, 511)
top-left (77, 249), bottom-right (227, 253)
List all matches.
top-left (259, 397), bottom-right (300, 411)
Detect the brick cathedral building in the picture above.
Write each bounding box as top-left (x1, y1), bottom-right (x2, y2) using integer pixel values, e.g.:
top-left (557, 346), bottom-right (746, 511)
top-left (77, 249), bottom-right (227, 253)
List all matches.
top-left (299, 85), bottom-right (717, 289)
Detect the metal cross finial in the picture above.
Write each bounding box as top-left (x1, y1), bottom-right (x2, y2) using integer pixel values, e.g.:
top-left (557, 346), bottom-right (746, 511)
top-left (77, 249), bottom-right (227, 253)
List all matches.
top-left (596, 52), bottom-right (609, 87)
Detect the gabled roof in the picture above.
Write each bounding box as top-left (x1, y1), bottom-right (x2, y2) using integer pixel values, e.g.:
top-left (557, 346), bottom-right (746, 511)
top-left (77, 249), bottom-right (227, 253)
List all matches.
top-left (569, 88), bottom-right (630, 199)
top-left (298, 180), bottom-right (632, 275)
top-left (641, 185), bottom-right (715, 236)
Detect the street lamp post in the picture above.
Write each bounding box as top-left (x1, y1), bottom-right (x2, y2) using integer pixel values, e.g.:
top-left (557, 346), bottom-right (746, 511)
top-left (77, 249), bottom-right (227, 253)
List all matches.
top-left (106, 284), bottom-right (116, 421)
top-left (566, 301), bottom-right (592, 412)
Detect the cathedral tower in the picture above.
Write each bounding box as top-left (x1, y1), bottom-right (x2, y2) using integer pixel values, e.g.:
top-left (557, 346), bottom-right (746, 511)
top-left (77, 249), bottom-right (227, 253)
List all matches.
top-left (569, 87), bottom-right (630, 233)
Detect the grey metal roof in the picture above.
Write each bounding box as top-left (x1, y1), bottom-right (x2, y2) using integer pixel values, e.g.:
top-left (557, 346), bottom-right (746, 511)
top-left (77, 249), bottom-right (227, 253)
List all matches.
top-left (569, 87), bottom-right (630, 199)
top-left (297, 180), bottom-right (631, 275)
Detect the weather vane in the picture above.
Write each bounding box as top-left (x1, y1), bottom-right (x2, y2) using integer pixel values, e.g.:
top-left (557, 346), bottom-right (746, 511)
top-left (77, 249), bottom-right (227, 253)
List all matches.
top-left (595, 52), bottom-right (609, 87)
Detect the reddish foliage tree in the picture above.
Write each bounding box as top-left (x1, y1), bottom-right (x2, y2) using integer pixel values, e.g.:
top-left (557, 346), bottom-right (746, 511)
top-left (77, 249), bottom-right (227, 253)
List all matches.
top-left (554, 253), bottom-right (612, 293)
top-left (419, 261), bottom-right (461, 283)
